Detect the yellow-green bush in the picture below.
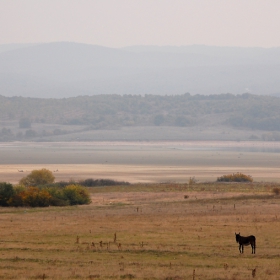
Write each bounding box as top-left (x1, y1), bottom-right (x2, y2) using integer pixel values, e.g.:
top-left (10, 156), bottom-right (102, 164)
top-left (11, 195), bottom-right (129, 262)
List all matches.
top-left (62, 184), bottom-right (91, 205)
top-left (19, 168), bottom-right (55, 187)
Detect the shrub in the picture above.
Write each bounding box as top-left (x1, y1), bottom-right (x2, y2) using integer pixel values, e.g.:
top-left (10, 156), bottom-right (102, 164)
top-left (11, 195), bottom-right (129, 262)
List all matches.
top-left (46, 187), bottom-right (70, 206)
top-left (272, 187), bottom-right (280, 195)
top-left (19, 187), bottom-right (52, 207)
top-left (188, 177), bottom-right (197, 185)
top-left (46, 184), bottom-right (91, 206)
top-left (7, 186), bottom-right (25, 207)
top-left (8, 194), bottom-right (23, 207)
top-left (79, 178), bottom-right (130, 187)
top-left (49, 196), bottom-right (70, 206)
top-left (62, 185), bottom-right (91, 205)
top-left (7, 186), bottom-right (52, 207)
top-left (0, 182), bottom-right (15, 206)
top-left (217, 172), bottom-right (253, 182)
top-left (19, 169), bottom-right (55, 186)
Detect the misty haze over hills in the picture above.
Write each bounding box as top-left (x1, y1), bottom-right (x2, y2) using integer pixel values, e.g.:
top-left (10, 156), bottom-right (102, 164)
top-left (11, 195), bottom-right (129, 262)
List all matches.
top-left (0, 42), bottom-right (280, 98)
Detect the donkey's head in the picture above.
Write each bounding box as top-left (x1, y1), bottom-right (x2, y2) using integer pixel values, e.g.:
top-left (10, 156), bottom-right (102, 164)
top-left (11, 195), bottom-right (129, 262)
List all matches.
top-left (235, 232), bottom-right (240, 243)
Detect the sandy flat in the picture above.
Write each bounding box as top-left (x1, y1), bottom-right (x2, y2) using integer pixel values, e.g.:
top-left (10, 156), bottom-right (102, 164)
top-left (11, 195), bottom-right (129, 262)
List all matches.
top-left (0, 141), bottom-right (280, 183)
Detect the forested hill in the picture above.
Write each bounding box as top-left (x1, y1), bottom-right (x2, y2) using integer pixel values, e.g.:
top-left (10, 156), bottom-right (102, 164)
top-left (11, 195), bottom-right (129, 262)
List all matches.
top-left (1, 93), bottom-right (280, 132)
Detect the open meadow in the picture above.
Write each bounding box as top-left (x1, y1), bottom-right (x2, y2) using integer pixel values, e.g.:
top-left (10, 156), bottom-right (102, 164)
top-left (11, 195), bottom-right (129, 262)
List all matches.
top-left (1, 141), bottom-right (280, 279)
top-left (1, 183), bottom-right (280, 279)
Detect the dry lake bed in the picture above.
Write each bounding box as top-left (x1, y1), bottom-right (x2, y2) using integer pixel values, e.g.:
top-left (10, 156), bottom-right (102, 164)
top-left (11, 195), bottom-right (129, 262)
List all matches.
top-left (0, 141), bottom-right (280, 184)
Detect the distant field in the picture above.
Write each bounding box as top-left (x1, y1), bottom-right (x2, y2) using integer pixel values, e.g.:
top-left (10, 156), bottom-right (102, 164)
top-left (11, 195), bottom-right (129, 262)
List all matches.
top-left (1, 141), bottom-right (280, 184)
top-left (1, 141), bottom-right (280, 279)
top-left (0, 183), bottom-right (280, 279)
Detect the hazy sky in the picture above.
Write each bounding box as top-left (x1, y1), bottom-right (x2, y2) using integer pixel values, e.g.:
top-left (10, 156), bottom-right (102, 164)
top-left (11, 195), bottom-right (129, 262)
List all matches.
top-left (1, 0), bottom-right (280, 48)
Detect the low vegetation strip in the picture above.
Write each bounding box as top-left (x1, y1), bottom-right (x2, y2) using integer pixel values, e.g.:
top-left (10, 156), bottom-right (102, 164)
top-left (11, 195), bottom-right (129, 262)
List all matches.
top-left (0, 182), bottom-right (91, 207)
top-left (1, 181), bottom-right (280, 279)
top-left (57, 178), bottom-right (130, 187)
top-left (217, 172), bottom-right (253, 182)
top-left (1, 93), bottom-right (280, 141)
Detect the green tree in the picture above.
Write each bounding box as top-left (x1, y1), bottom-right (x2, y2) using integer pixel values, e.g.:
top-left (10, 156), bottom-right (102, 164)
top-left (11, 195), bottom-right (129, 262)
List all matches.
top-left (19, 168), bottom-right (55, 187)
top-left (0, 182), bottom-right (14, 206)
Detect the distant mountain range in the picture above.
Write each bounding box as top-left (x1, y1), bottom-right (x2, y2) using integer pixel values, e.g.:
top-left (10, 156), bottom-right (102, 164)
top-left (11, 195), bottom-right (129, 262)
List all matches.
top-left (0, 42), bottom-right (280, 98)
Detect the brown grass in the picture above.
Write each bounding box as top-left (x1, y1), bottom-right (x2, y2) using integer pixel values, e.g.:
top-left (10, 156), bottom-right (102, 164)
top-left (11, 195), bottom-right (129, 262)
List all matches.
top-left (0, 182), bottom-right (280, 279)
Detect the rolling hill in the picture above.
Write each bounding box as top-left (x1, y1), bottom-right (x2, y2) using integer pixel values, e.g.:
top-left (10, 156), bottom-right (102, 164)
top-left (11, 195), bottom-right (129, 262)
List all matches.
top-left (0, 42), bottom-right (280, 98)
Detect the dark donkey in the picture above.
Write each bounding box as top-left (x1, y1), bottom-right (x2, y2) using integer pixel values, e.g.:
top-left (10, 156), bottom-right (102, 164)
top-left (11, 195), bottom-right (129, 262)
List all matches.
top-left (235, 232), bottom-right (256, 254)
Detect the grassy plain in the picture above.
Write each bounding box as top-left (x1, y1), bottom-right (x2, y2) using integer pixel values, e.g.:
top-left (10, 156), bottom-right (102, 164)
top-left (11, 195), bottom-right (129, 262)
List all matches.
top-left (1, 141), bottom-right (280, 279)
top-left (1, 183), bottom-right (280, 279)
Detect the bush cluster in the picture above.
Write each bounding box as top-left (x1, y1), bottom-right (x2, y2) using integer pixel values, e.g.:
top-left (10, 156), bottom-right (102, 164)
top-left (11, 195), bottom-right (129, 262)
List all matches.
top-left (0, 183), bottom-right (91, 207)
top-left (1, 169), bottom-right (131, 208)
top-left (217, 172), bottom-right (253, 182)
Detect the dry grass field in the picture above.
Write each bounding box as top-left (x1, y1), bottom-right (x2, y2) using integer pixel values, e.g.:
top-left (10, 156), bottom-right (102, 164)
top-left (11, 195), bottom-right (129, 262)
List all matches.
top-left (1, 141), bottom-right (280, 279)
top-left (1, 183), bottom-right (280, 280)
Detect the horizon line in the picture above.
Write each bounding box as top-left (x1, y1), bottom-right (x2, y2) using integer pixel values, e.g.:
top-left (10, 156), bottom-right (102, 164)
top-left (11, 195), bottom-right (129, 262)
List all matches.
top-left (0, 41), bottom-right (280, 49)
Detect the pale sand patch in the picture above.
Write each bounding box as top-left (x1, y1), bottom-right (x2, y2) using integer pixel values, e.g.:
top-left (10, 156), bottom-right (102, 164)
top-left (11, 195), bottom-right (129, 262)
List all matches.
top-left (1, 164), bottom-right (280, 184)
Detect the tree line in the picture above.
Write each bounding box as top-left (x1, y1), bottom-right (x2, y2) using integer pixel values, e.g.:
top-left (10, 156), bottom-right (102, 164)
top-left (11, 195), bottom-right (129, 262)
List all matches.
top-left (1, 93), bottom-right (280, 134)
